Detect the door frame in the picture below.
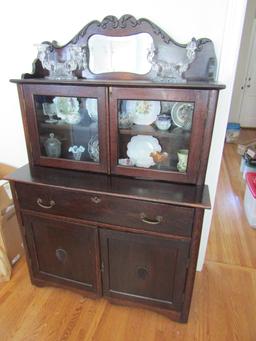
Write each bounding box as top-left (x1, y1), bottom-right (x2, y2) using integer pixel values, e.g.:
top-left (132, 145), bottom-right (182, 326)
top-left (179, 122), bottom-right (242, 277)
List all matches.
top-left (238, 18), bottom-right (256, 126)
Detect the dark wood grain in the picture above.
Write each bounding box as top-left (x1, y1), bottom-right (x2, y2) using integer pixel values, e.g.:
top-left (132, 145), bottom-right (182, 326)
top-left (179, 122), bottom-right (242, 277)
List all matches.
top-left (196, 89), bottom-right (219, 185)
top-left (180, 208), bottom-right (205, 322)
top-left (7, 162), bottom-right (209, 322)
top-left (11, 78), bottom-right (225, 89)
top-left (22, 214), bottom-right (101, 294)
top-left (100, 229), bottom-right (190, 311)
top-left (5, 164), bottom-right (210, 208)
top-left (15, 182), bottom-right (195, 237)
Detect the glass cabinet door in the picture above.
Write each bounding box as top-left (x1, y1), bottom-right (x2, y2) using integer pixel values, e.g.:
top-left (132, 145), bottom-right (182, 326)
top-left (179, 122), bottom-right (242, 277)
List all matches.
top-left (110, 87), bottom-right (208, 183)
top-left (22, 84), bottom-right (108, 173)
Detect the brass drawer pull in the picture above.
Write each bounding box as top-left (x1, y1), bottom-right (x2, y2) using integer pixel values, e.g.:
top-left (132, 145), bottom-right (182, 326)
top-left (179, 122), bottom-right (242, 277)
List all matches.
top-left (140, 213), bottom-right (163, 225)
top-left (37, 198), bottom-right (56, 209)
top-left (91, 196), bottom-right (101, 204)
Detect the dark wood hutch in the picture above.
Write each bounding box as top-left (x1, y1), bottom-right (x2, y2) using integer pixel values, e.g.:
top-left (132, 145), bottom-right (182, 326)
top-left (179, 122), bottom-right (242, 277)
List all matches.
top-left (7, 15), bottom-right (224, 322)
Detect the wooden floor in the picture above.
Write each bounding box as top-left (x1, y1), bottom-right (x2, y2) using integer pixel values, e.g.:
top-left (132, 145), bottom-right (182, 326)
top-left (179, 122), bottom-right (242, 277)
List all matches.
top-left (1, 130), bottom-right (256, 341)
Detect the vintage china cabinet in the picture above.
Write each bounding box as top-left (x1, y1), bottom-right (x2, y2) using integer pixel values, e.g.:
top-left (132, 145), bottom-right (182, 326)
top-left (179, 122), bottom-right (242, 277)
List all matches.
top-left (8, 15), bottom-right (224, 322)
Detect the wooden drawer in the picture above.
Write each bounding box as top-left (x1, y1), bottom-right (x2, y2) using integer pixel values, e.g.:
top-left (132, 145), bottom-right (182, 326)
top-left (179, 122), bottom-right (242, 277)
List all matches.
top-left (15, 183), bottom-right (194, 237)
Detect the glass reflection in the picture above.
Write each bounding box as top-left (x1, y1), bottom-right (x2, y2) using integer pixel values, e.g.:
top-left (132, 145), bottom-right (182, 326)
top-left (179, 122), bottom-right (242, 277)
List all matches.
top-left (34, 95), bottom-right (100, 163)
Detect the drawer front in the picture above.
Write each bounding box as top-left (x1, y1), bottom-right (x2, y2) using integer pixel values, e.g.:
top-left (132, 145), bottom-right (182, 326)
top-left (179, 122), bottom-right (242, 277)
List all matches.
top-left (16, 183), bottom-right (194, 237)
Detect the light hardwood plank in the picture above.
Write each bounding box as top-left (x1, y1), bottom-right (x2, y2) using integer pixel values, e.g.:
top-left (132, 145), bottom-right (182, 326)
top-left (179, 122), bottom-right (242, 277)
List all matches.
top-left (1, 260), bottom-right (256, 341)
top-left (207, 131), bottom-right (256, 267)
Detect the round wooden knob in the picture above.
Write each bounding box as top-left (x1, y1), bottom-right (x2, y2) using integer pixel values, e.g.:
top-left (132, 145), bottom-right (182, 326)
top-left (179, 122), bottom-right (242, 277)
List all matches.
top-left (55, 248), bottom-right (68, 263)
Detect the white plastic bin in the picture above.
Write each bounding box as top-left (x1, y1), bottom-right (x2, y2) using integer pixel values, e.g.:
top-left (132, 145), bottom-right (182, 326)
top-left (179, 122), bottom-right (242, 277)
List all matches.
top-left (244, 172), bottom-right (256, 228)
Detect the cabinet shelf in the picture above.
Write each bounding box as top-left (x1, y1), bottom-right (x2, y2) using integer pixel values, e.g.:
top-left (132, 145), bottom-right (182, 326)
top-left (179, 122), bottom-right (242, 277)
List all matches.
top-left (119, 125), bottom-right (191, 138)
top-left (39, 121), bottom-right (98, 133)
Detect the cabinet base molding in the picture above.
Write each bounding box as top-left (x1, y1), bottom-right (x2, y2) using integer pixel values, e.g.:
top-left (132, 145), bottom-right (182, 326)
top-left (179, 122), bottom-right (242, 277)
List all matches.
top-left (31, 277), bottom-right (101, 300)
top-left (107, 297), bottom-right (183, 322)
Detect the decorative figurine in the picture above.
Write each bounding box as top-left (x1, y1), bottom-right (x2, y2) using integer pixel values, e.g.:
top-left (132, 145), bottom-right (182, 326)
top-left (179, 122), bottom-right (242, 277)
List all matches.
top-left (36, 43), bottom-right (87, 80)
top-left (147, 39), bottom-right (197, 82)
top-left (68, 145), bottom-right (85, 161)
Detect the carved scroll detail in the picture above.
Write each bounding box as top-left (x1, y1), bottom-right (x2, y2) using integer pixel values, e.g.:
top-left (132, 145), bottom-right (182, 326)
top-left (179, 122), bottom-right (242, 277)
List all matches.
top-left (99, 14), bottom-right (140, 29)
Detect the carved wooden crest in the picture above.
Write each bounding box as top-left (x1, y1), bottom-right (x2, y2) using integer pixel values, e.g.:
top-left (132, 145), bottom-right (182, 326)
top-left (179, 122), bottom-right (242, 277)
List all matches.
top-left (24, 15), bottom-right (217, 82)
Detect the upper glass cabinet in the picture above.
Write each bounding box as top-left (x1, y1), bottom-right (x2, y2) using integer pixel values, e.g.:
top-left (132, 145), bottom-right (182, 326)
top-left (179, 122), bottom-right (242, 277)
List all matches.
top-left (109, 87), bottom-right (208, 183)
top-left (18, 83), bottom-right (214, 183)
top-left (22, 84), bottom-right (108, 173)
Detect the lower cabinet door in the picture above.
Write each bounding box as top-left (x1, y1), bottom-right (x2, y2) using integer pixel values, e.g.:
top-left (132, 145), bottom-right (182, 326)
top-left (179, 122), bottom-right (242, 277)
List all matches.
top-left (23, 214), bottom-right (101, 294)
top-left (100, 229), bottom-right (190, 311)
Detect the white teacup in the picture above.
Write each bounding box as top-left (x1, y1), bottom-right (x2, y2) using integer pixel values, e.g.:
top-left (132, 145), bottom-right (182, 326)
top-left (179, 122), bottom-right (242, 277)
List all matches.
top-left (155, 114), bottom-right (171, 131)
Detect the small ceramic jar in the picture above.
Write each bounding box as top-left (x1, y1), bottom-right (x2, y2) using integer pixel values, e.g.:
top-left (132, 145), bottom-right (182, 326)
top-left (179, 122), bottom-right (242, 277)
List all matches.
top-left (44, 133), bottom-right (61, 158)
top-left (177, 149), bottom-right (189, 172)
top-left (155, 114), bottom-right (171, 131)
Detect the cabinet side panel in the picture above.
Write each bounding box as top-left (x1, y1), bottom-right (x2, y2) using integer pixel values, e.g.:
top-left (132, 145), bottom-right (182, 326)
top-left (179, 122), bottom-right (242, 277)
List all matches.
top-left (17, 84), bottom-right (34, 165)
top-left (180, 208), bottom-right (205, 322)
top-left (196, 90), bottom-right (219, 185)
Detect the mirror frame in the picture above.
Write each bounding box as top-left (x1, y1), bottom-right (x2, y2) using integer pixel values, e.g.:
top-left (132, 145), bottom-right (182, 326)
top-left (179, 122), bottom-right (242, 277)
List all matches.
top-left (24, 14), bottom-right (217, 82)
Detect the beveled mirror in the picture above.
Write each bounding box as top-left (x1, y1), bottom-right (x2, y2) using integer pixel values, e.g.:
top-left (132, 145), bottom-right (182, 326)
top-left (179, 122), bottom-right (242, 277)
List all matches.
top-left (88, 33), bottom-right (153, 74)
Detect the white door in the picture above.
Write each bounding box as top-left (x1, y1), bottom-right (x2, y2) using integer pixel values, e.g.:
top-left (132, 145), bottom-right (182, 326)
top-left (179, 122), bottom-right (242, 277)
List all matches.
top-left (239, 19), bottom-right (256, 127)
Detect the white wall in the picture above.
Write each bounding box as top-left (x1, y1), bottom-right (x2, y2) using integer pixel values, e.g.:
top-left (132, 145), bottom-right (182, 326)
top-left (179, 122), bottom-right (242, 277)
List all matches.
top-left (0, 0), bottom-right (247, 269)
top-left (228, 0), bottom-right (256, 123)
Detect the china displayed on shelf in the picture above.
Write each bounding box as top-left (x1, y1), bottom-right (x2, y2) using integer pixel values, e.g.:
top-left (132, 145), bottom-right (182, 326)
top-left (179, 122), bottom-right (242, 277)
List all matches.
top-left (171, 102), bottom-right (194, 130)
top-left (160, 101), bottom-right (174, 114)
top-left (42, 102), bottom-right (58, 124)
top-left (88, 135), bottom-right (99, 162)
top-left (68, 145), bottom-right (85, 161)
top-left (44, 133), bottom-right (61, 158)
top-left (118, 158), bottom-right (135, 166)
top-left (125, 100), bottom-right (161, 125)
top-left (177, 149), bottom-right (189, 172)
top-left (127, 135), bottom-right (162, 168)
top-left (150, 151), bottom-right (169, 165)
top-left (53, 97), bottom-right (81, 124)
top-left (36, 43), bottom-right (87, 80)
top-left (155, 114), bottom-right (172, 131)
top-left (118, 111), bottom-right (134, 128)
top-left (85, 98), bottom-right (98, 122)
